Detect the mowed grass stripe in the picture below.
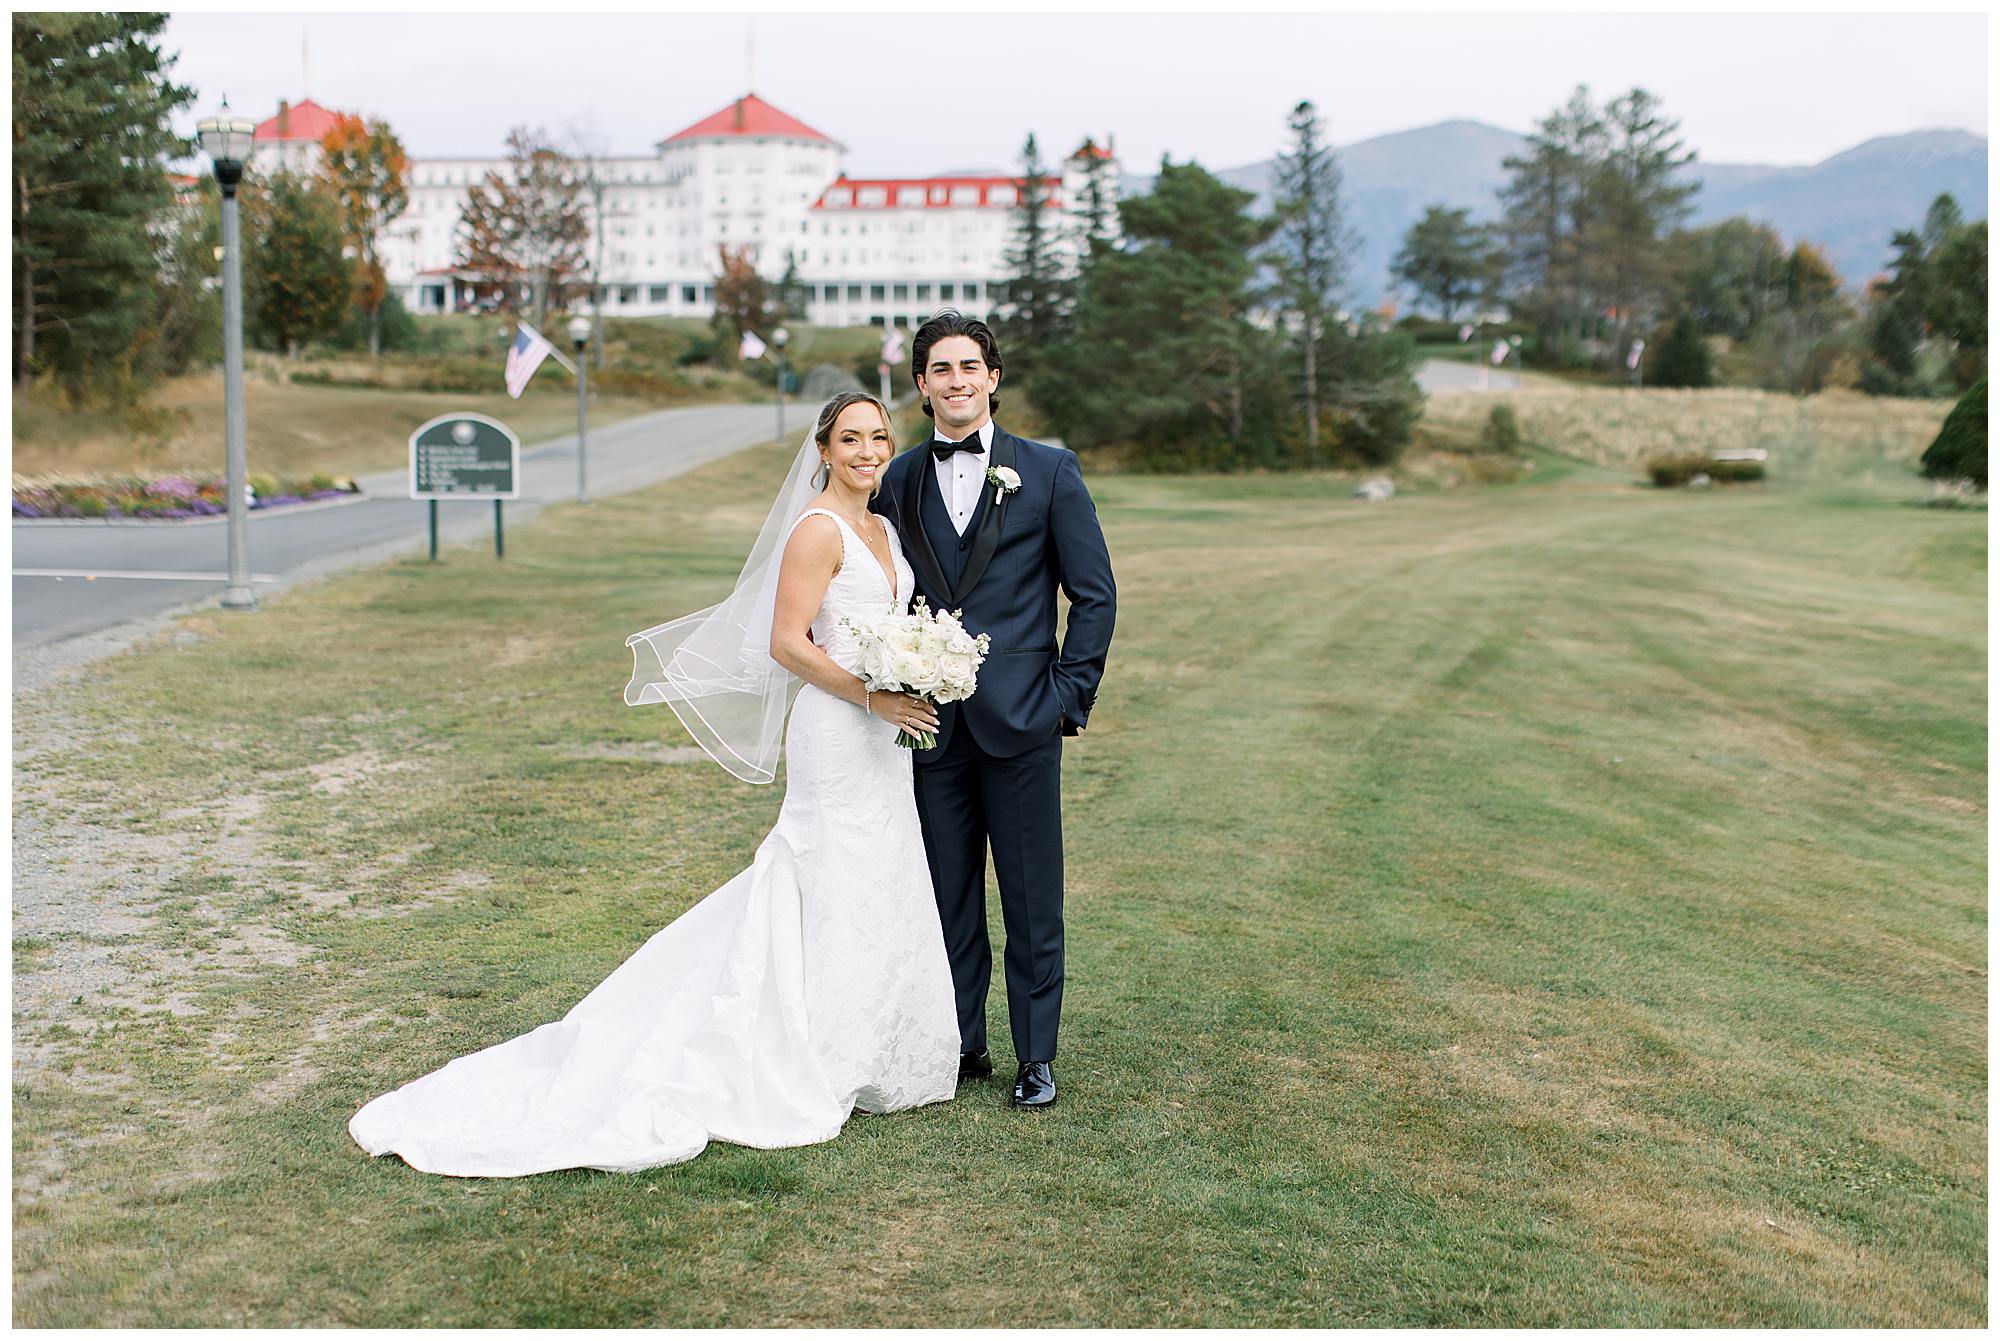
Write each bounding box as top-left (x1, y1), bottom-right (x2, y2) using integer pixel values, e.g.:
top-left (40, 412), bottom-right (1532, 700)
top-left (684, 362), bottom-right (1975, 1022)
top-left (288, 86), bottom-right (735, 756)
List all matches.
top-left (11, 439), bottom-right (1983, 1325)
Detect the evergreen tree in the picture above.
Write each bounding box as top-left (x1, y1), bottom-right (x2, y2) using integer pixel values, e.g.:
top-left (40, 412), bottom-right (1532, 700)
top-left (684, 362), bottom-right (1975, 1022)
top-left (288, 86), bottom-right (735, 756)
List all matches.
top-left (1930, 219), bottom-right (1987, 388)
top-left (1920, 377), bottom-right (1986, 488)
top-left (1036, 159), bottom-right (1280, 469)
top-left (1391, 205), bottom-right (1492, 321)
top-left (1648, 315), bottom-right (1713, 387)
top-left (996, 132), bottom-right (1066, 383)
top-left (1071, 138), bottom-right (1116, 246)
top-left (318, 113), bottom-right (410, 356)
top-left (12, 11), bottom-right (192, 396)
top-left (242, 170), bottom-right (353, 357)
top-left (1264, 100), bottom-right (1354, 459)
top-left (1496, 85), bottom-right (1606, 356)
top-left (1584, 88), bottom-right (1699, 351)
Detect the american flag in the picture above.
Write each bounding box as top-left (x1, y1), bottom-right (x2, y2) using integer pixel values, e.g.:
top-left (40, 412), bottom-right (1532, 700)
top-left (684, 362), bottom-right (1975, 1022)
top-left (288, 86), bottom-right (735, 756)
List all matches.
top-left (504, 322), bottom-right (557, 398)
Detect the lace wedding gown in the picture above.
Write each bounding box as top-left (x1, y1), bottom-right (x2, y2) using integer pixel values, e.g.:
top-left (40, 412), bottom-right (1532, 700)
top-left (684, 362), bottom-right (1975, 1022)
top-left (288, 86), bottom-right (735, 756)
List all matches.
top-left (349, 508), bottom-right (960, 1176)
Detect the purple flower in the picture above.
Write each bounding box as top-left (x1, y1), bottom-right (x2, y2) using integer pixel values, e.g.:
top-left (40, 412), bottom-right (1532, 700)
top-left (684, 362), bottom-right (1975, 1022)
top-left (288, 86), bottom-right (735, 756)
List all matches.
top-left (150, 475), bottom-right (203, 501)
top-left (13, 499), bottom-right (43, 518)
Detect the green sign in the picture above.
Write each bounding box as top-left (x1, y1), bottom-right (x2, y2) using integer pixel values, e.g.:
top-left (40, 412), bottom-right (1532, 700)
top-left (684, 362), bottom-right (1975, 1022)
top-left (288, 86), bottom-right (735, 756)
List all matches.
top-left (409, 412), bottom-right (520, 499)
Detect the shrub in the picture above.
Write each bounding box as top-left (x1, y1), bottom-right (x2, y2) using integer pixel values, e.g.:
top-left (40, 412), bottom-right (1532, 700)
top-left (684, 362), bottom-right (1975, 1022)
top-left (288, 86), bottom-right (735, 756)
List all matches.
top-left (1647, 452), bottom-right (1710, 487)
top-left (1706, 458), bottom-right (1766, 482)
top-left (1478, 404), bottom-right (1522, 454)
top-left (1920, 377), bottom-right (1987, 488)
top-left (1649, 316), bottom-right (1714, 388)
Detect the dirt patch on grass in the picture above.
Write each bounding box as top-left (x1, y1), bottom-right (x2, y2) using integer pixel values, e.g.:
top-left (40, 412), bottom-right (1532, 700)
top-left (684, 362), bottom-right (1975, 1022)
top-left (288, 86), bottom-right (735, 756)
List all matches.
top-left (565, 741), bottom-right (713, 765)
top-left (307, 749), bottom-right (417, 796)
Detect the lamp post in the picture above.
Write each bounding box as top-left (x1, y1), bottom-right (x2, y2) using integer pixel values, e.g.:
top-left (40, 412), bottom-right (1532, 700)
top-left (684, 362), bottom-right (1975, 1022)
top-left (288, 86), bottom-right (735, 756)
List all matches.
top-left (197, 101), bottom-right (258, 611)
top-left (772, 326), bottom-right (790, 442)
top-left (568, 314), bottom-right (591, 503)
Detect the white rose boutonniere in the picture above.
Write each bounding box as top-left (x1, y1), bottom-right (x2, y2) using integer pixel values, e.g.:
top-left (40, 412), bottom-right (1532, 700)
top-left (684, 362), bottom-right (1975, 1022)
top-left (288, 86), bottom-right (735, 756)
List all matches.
top-left (986, 465), bottom-right (1022, 507)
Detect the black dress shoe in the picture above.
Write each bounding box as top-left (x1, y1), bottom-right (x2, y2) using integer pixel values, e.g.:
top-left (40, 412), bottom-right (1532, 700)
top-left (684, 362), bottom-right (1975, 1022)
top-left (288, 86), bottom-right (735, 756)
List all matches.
top-left (1011, 1061), bottom-right (1056, 1108)
top-left (959, 1050), bottom-right (993, 1080)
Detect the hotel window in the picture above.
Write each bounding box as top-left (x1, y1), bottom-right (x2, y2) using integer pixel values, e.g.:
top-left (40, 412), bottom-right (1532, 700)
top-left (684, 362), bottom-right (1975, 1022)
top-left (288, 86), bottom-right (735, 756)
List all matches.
top-left (823, 284), bottom-right (841, 302)
top-left (648, 285), bottom-right (670, 303)
top-left (898, 187), bottom-right (925, 207)
top-left (950, 186), bottom-right (979, 206)
top-left (940, 283), bottom-right (956, 301)
top-left (682, 285), bottom-right (697, 303)
top-left (990, 185), bottom-right (1017, 206)
top-left (619, 286), bottom-right (638, 304)
top-left (869, 284), bottom-right (886, 301)
top-left (893, 284), bottom-right (908, 301)
top-left (963, 282), bottom-right (980, 301)
top-left (847, 284), bottom-right (862, 302)
top-left (916, 283), bottom-right (931, 302)
top-left (703, 285), bottom-right (715, 302)
top-left (858, 186), bottom-right (887, 207)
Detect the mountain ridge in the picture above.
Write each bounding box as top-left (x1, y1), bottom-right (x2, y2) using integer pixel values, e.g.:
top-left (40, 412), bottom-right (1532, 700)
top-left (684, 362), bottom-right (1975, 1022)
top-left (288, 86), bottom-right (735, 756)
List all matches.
top-left (1118, 122), bottom-right (1988, 308)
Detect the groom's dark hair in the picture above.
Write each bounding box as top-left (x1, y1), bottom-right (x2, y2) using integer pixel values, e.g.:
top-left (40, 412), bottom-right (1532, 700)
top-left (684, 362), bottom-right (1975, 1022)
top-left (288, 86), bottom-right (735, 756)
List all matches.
top-left (911, 309), bottom-right (1002, 419)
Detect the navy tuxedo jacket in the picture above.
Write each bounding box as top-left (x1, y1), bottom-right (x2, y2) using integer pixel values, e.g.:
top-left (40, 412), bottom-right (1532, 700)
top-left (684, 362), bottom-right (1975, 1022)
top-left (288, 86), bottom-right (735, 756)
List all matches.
top-left (869, 424), bottom-right (1116, 759)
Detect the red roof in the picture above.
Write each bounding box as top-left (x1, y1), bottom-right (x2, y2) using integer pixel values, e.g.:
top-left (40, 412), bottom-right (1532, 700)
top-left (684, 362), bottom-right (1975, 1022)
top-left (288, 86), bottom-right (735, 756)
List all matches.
top-left (661, 93), bottom-right (835, 147)
top-left (254, 97), bottom-right (343, 142)
top-left (811, 174), bottom-right (1061, 211)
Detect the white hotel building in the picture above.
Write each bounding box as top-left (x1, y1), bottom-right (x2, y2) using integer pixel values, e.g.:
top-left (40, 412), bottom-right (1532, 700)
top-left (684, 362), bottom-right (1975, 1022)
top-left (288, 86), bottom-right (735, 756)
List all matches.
top-left (250, 92), bottom-right (1118, 331)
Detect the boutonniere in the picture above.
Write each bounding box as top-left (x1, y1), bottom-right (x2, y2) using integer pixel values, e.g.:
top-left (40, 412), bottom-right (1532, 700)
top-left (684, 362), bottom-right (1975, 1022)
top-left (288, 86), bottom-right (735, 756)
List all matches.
top-left (986, 465), bottom-right (1022, 506)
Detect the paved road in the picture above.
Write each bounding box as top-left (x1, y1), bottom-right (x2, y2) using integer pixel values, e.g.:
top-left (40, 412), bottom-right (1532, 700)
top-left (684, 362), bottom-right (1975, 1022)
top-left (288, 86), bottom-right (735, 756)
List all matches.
top-left (1416, 357), bottom-right (1521, 394)
top-left (13, 402), bottom-right (780, 651)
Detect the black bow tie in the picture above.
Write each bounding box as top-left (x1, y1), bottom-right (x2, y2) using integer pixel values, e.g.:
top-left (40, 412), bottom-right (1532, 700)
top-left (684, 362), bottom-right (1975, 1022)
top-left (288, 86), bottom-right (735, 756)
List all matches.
top-left (930, 435), bottom-right (982, 462)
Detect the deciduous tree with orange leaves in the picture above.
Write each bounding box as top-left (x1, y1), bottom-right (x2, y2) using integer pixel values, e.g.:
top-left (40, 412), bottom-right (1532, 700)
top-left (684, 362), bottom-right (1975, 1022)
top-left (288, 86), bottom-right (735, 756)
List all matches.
top-left (318, 113), bottom-right (410, 355)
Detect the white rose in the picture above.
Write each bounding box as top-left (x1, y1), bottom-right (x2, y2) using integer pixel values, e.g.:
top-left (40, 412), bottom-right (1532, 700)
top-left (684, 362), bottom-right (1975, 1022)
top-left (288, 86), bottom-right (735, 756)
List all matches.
top-left (886, 623), bottom-right (921, 654)
top-left (946, 629), bottom-right (977, 656)
top-left (993, 465), bottom-right (1022, 491)
top-left (939, 651), bottom-right (974, 685)
top-left (906, 653), bottom-right (941, 689)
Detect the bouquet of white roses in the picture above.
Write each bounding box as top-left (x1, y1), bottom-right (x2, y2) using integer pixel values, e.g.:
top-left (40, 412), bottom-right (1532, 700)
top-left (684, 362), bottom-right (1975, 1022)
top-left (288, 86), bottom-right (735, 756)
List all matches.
top-left (840, 598), bottom-right (992, 749)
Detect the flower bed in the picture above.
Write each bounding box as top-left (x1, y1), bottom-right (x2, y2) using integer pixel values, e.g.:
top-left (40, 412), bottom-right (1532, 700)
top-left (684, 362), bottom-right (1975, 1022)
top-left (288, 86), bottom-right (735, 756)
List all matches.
top-left (11, 472), bottom-right (362, 520)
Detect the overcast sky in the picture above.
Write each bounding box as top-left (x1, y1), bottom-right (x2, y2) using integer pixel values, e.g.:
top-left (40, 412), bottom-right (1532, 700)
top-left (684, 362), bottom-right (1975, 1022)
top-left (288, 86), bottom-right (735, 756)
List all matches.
top-left (161, 10), bottom-right (1988, 174)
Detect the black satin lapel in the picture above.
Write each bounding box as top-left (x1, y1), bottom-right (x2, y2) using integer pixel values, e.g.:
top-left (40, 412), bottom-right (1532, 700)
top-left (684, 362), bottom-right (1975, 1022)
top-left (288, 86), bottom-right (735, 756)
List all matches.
top-left (901, 449), bottom-right (950, 601)
top-left (950, 429), bottom-right (1017, 607)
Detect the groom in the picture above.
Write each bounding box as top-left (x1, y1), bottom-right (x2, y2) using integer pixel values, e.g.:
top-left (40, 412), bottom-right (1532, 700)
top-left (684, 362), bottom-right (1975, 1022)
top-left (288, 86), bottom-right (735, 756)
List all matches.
top-left (869, 310), bottom-right (1117, 1109)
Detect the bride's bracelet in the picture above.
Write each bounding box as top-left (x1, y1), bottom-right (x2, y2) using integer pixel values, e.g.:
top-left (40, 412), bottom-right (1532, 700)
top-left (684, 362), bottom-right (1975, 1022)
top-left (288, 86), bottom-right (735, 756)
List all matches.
top-left (864, 686), bottom-right (872, 715)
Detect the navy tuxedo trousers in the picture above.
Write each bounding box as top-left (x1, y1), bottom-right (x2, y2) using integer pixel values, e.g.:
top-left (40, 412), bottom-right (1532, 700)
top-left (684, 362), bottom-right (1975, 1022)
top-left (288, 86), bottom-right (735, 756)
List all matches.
top-left (913, 720), bottom-right (1065, 1063)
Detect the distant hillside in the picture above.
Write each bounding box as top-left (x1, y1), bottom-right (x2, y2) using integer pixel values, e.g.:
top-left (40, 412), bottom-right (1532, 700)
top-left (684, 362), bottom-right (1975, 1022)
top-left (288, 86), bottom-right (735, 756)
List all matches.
top-left (1121, 122), bottom-right (1988, 310)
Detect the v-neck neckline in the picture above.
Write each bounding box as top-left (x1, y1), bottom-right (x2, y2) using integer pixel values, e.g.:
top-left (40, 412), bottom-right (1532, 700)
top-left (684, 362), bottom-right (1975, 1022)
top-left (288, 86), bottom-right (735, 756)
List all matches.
top-left (823, 510), bottom-right (899, 606)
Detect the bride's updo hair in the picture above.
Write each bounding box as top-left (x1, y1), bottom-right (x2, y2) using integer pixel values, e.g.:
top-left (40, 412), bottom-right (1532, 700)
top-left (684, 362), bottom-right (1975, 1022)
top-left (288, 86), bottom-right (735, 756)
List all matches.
top-left (812, 391), bottom-right (896, 494)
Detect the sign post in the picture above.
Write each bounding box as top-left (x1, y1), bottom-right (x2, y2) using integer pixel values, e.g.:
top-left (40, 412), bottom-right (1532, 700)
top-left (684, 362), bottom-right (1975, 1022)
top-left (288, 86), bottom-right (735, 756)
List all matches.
top-left (409, 412), bottom-right (522, 561)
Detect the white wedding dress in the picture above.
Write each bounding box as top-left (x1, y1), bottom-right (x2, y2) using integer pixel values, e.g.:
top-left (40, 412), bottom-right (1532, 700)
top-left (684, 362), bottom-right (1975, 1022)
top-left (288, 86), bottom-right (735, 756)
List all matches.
top-left (349, 508), bottom-right (960, 1176)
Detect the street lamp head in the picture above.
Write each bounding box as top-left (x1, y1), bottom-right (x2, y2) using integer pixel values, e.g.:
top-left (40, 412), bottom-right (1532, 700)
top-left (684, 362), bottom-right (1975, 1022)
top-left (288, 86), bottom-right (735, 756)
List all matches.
top-left (568, 315), bottom-right (591, 347)
top-left (196, 100), bottom-right (257, 196)
top-left (773, 327), bottom-right (790, 349)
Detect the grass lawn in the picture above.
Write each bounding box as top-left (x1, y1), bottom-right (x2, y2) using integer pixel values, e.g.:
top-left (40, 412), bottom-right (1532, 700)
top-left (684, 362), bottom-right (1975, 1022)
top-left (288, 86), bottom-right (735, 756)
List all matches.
top-left (11, 433), bottom-right (1985, 1324)
top-left (10, 372), bottom-right (718, 485)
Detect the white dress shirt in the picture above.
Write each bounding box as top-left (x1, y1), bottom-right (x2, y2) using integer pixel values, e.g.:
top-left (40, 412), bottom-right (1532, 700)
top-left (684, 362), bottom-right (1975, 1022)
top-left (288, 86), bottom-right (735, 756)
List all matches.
top-left (931, 419), bottom-right (994, 535)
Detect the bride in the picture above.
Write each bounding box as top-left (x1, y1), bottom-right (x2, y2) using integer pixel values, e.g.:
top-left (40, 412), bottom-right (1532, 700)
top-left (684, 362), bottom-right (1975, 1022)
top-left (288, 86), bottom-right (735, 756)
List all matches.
top-left (348, 392), bottom-right (962, 1176)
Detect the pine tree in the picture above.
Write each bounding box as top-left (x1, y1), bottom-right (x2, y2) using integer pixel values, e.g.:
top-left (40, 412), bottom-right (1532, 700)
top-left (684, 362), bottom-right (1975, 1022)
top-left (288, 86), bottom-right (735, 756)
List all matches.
top-left (1584, 88), bottom-right (1699, 352)
top-left (1496, 86), bottom-right (1607, 357)
top-left (1920, 377), bottom-right (1986, 488)
top-left (1264, 100), bottom-right (1353, 459)
top-left (318, 113), bottom-right (410, 356)
top-left (1648, 315), bottom-right (1713, 387)
top-left (1037, 159), bottom-right (1279, 468)
top-left (12, 12), bottom-right (192, 396)
top-left (1391, 205), bottom-right (1492, 321)
top-left (997, 132), bottom-right (1066, 383)
top-left (1666, 217), bottom-right (1788, 341)
top-left (242, 170), bottom-right (353, 357)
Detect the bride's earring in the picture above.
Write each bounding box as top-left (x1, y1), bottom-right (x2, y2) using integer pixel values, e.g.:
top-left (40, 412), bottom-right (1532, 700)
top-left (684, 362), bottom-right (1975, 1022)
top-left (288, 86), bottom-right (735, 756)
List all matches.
top-left (815, 458), bottom-right (830, 489)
